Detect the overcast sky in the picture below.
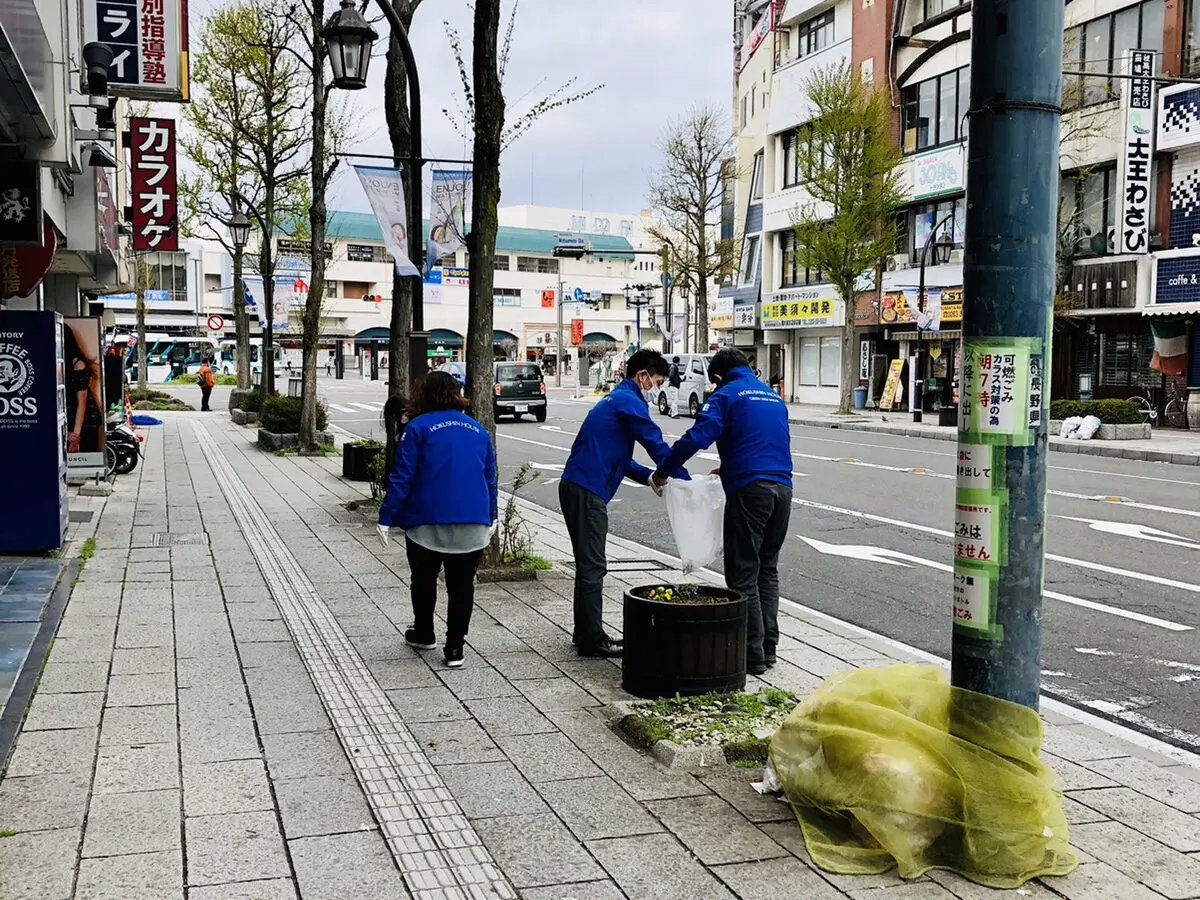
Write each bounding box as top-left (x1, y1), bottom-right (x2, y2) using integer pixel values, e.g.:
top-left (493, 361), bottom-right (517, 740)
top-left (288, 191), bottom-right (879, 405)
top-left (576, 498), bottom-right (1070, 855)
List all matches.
top-left (319, 0), bottom-right (733, 217)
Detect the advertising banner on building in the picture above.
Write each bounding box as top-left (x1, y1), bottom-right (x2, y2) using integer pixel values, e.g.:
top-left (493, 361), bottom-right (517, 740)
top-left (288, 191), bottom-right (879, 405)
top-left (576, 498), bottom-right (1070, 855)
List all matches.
top-left (63, 318), bottom-right (107, 469)
top-left (130, 118), bottom-right (179, 251)
top-left (880, 289), bottom-right (964, 326)
top-left (354, 165), bottom-right (421, 278)
top-left (733, 304), bottom-right (757, 328)
top-left (1117, 49), bottom-right (1157, 255)
top-left (762, 292), bottom-right (845, 329)
top-left (0, 218), bottom-right (58, 301)
top-left (711, 296), bottom-right (734, 330)
top-left (426, 166), bottom-right (472, 273)
top-left (85, 0), bottom-right (190, 101)
top-left (0, 161), bottom-right (44, 245)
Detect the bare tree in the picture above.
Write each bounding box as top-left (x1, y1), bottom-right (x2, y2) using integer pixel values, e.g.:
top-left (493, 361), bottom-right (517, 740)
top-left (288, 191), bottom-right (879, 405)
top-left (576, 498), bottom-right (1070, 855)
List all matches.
top-left (234, 0), bottom-right (312, 399)
top-left (648, 107), bottom-right (738, 354)
top-left (442, 1), bottom-right (602, 151)
top-left (790, 64), bottom-right (906, 414)
top-left (464, 0), bottom-right (505, 442)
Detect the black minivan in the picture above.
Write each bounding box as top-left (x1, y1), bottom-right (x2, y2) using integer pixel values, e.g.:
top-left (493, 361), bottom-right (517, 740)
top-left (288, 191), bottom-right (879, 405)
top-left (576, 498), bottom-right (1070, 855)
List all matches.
top-left (493, 361), bottom-right (547, 422)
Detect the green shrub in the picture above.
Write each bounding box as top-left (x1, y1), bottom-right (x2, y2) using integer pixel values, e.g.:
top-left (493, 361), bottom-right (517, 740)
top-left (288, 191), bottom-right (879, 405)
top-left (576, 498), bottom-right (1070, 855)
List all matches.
top-left (242, 389), bottom-right (263, 413)
top-left (260, 394), bottom-right (327, 434)
top-left (214, 374), bottom-right (238, 385)
top-left (1049, 399), bottom-right (1142, 425)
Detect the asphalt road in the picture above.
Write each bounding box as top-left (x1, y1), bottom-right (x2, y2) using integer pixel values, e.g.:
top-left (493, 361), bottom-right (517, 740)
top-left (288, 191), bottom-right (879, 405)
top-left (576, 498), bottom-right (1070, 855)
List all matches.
top-left (219, 375), bottom-right (1200, 753)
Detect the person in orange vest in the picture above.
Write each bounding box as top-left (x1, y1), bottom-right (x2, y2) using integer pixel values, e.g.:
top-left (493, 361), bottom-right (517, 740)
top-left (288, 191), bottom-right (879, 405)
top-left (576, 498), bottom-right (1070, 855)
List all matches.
top-left (198, 359), bottom-right (216, 411)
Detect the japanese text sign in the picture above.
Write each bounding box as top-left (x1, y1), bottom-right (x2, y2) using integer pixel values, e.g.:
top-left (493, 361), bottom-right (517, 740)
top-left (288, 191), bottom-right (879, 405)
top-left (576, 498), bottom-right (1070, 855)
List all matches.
top-left (954, 503), bottom-right (998, 565)
top-left (958, 339), bottom-right (1039, 445)
top-left (86, 0), bottom-right (189, 101)
top-left (955, 444), bottom-right (994, 492)
top-left (130, 118), bottom-right (178, 251)
top-left (1118, 49), bottom-right (1157, 255)
top-left (541, 290), bottom-right (556, 308)
top-left (571, 318), bottom-right (584, 346)
top-left (952, 567), bottom-right (992, 630)
top-left (761, 297), bottom-right (841, 329)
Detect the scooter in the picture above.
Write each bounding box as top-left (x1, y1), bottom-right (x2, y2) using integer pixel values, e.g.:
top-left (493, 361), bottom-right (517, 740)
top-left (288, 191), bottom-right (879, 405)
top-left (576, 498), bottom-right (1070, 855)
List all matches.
top-left (106, 414), bottom-right (143, 475)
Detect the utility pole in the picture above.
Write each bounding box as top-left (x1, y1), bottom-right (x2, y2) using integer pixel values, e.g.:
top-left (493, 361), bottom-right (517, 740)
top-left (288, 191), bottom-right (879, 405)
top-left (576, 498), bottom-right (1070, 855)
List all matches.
top-left (951, 0), bottom-right (1063, 710)
top-left (555, 275), bottom-right (564, 388)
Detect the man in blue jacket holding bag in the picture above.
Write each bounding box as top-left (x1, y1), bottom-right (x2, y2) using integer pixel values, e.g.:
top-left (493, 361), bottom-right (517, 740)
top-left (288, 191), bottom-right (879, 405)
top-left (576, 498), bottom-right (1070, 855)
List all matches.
top-left (653, 348), bottom-right (792, 675)
top-left (561, 349), bottom-right (684, 659)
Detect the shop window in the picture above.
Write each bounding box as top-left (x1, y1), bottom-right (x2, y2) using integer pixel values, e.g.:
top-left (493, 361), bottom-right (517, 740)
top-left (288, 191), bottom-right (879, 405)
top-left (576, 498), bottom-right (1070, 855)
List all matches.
top-left (1064, 1), bottom-right (1164, 109)
top-left (902, 67), bottom-right (969, 153)
top-left (1100, 331), bottom-right (1156, 387)
top-left (1059, 166), bottom-right (1117, 257)
top-left (819, 336), bottom-right (841, 386)
top-left (779, 230), bottom-right (824, 288)
top-left (797, 9), bottom-right (835, 58)
top-left (800, 337), bottom-right (820, 385)
top-left (906, 198), bottom-right (966, 263)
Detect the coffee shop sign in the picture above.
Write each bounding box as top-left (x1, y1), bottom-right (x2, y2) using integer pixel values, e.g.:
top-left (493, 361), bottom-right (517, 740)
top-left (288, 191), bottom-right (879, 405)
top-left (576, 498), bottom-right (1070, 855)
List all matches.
top-left (913, 145), bottom-right (964, 200)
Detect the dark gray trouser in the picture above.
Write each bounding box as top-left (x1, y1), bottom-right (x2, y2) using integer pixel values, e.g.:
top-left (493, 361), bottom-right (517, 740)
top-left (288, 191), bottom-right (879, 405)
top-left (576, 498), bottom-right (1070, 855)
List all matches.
top-left (724, 480), bottom-right (793, 667)
top-left (559, 479), bottom-right (609, 645)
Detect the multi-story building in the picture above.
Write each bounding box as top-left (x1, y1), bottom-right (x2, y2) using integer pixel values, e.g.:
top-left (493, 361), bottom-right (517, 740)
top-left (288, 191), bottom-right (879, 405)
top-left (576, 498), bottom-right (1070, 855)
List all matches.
top-left (723, 0), bottom-right (1199, 413)
top-left (189, 205), bottom-right (669, 370)
top-left (0, 0), bottom-right (128, 318)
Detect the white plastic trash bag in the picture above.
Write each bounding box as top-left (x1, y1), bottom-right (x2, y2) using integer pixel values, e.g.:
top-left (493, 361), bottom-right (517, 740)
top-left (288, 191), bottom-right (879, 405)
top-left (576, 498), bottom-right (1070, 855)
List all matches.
top-left (1060, 416), bottom-right (1083, 440)
top-left (1078, 415), bottom-right (1101, 440)
top-left (663, 475), bottom-right (726, 574)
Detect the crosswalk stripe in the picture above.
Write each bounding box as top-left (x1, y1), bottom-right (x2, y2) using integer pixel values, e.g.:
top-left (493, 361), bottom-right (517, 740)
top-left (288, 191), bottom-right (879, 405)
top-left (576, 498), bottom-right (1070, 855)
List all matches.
top-left (352, 403), bottom-right (379, 411)
top-left (330, 404), bottom-right (357, 413)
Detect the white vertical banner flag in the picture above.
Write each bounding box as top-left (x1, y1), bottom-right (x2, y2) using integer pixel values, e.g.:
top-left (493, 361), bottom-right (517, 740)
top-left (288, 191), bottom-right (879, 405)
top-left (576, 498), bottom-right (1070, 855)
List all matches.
top-left (353, 165), bottom-right (421, 277)
top-left (427, 166), bottom-right (473, 273)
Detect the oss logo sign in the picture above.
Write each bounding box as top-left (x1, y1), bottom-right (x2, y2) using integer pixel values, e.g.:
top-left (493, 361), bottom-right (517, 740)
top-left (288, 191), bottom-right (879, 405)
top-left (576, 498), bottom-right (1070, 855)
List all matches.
top-left (0, 340), bottom-right (37, 417)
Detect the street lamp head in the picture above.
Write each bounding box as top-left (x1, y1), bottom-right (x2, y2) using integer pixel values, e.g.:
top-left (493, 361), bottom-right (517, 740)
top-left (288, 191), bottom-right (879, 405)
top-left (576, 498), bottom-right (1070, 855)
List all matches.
top-left (935, 231), bottom-right (954, 265)
top-left (322, 0), bottom-right (378, 91)
top-left (623, 284), bottom-right (633, 302)
top-left (227, 211), bottom-right (252, 251)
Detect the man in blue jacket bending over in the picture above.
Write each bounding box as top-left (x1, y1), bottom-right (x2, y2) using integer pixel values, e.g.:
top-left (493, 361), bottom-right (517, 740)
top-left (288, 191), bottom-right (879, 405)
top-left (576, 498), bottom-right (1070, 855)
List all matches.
top-left (561, 349), bottom-right (683, 659)
top-left (653, 348), bottom-right (792, 675)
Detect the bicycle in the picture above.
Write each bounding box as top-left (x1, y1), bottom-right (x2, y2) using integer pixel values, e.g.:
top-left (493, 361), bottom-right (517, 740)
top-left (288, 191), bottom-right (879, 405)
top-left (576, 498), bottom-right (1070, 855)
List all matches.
top-left (1127, 385), bottom-right (1158, 425)
top-left (1164, 383), bottom-right (1190, 429)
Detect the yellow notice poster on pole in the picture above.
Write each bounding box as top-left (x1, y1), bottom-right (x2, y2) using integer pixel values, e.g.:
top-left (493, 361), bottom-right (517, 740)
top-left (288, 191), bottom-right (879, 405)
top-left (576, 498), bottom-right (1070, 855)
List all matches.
top-left (879, 359), bottom-right (905, 410)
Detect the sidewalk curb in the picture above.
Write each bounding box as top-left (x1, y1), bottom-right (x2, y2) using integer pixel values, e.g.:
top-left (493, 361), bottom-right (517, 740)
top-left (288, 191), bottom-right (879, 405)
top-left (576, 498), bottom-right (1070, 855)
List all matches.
top-left (787, 415), bottom-right (1200, 466)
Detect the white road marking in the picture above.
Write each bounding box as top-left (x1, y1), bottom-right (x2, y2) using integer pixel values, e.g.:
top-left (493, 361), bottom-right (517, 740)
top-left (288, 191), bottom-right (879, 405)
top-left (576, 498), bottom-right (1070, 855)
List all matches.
top-left (800, 535), bottom-right (1192, 632)
top-left (330, 404), bottom-right (358, 413)
top-left (351, 402), bottom-right (380, 412)
top-left (1055, 516), bottom-right (1200, 550)
top-left (1051, 490), bottom-right (1200, 520)
top-left (1075, 648), bottom-right (1118, 657)
top-left (794, 497), bottom-right (1200, 598)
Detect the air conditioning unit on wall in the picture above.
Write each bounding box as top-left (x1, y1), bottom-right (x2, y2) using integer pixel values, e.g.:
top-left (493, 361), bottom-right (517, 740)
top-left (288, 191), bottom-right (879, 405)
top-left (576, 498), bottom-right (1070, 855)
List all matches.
top-left (949, 249), bottom-right (964, 265)
top-left (886, 254), bottom-right (908, 272)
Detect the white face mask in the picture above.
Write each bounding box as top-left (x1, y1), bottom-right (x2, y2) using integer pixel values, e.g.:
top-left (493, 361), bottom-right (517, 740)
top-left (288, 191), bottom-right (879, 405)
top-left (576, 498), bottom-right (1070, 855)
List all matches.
top-left (643, 385), bottom-right (662, 406)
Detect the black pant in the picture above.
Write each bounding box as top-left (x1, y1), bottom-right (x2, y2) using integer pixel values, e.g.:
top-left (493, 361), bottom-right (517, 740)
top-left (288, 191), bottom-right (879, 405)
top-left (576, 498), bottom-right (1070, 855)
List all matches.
top-left (724, 480), bottom-right (792, 667)
top-left (559, 480), bottom-right (609, 645)
top-left (201, 386), bottom-right (213, 411)
top-left (405, 537), bottom-right (482, 647)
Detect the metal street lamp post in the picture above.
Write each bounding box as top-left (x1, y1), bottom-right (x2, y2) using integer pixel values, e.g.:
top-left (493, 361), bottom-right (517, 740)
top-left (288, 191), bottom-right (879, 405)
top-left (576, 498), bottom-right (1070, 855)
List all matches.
top-left (624, 283), bottom-right (656, 352)
top-left (227, 210), bottom-right (252, 388)
top-left (323, 0), bottom-right (427, 388)
top-left (912, 214), bottom-right (956, 423)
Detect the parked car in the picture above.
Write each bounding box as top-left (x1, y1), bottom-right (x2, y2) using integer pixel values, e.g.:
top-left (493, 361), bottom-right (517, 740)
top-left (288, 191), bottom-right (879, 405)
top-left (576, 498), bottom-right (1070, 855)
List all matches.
top-left (494, 361), bottom-right (547, 422)
top-left (436, 360), bottom-right (547, 422)
top-left (658, 353), bottom-right (715, 418)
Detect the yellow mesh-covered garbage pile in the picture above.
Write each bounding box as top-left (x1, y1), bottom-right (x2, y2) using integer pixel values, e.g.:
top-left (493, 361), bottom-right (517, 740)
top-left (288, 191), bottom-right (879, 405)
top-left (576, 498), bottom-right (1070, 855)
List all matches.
top-left (769, 663), bottom-right (1079, 889)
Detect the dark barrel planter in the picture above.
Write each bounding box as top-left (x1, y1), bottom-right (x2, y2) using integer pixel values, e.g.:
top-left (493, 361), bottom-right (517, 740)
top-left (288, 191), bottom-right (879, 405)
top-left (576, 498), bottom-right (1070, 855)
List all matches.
top-left (343, 443), bottom-right (382, 481)
top-left (622, 586), bottom-right (747, 700)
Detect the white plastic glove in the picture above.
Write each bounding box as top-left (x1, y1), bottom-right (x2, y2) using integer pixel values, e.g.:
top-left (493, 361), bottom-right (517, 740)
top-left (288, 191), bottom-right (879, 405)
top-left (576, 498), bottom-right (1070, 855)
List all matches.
top-left (376, 523), bottom-right (391, 548)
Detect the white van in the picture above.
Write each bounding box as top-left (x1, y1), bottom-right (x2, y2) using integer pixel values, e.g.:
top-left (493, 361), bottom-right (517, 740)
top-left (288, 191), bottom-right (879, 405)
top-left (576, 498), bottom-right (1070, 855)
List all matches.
top-left (658, 353), bottom-right (714, 418)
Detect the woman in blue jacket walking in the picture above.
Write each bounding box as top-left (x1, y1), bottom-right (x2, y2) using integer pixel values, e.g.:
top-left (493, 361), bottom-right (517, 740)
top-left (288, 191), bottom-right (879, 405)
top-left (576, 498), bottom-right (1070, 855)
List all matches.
top-left (378, 372), bottom-right (498, 668)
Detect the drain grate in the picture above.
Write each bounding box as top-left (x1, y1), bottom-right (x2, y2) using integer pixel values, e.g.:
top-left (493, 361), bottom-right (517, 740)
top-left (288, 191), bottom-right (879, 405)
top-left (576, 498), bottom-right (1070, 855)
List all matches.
top-left (151, 533), bottom-right (210, 547)
top-left (607, 558), bottom-right (673, 573)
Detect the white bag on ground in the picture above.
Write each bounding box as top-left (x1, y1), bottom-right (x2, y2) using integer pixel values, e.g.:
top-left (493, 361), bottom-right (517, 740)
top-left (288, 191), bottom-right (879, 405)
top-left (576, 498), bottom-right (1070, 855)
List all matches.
top-left (663, 475), bottom-right (726, 574)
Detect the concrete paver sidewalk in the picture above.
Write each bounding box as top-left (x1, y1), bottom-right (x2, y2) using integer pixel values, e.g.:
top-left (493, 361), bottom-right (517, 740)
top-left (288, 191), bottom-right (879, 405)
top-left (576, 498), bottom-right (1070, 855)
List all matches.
top-left (1, 412), bottom-right (1198, 899)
